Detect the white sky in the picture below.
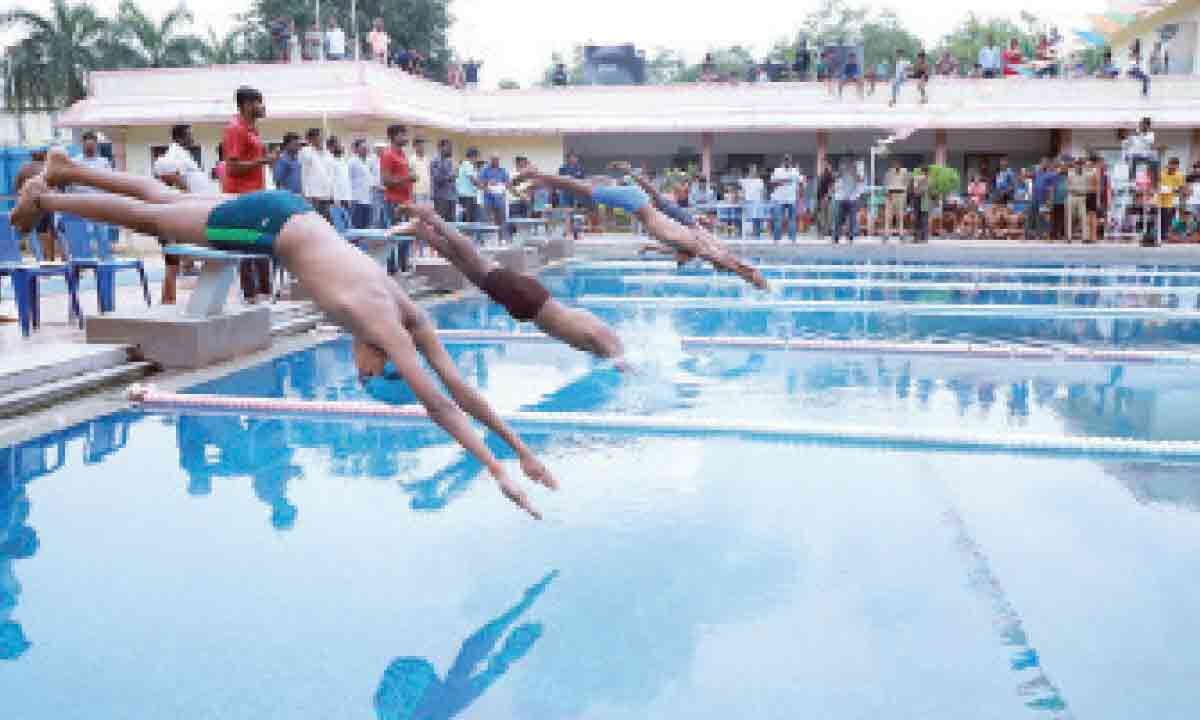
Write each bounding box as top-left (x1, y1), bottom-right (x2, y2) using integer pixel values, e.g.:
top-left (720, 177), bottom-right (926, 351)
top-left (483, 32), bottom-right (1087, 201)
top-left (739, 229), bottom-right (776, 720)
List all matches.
top-left (2, 0), bottom-right (1106, 88)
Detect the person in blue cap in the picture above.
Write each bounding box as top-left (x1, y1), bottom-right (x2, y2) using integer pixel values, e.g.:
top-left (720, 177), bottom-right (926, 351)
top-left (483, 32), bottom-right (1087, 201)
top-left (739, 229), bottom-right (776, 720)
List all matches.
top-left (514, 164), bottom-right (769, 291)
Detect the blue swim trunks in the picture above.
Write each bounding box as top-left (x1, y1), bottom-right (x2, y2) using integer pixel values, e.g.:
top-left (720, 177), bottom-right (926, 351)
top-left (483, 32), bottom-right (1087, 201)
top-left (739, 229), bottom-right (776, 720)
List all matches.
top-left (592, 184), bottom-right (649, 213)
top-left (205, 190), bottom-right (314, 254)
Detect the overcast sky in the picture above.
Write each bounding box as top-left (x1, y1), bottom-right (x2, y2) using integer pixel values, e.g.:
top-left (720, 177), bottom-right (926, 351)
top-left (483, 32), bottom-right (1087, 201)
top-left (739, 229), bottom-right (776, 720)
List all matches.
top-left (2, 0), bottom-right (1105, 87)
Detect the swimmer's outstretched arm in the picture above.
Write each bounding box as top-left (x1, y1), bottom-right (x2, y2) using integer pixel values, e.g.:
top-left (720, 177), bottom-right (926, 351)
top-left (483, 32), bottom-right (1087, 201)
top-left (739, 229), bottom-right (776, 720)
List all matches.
top-left (512, 167), bottom-right (605, 199)
top-left (402, 310), bottom-right (558, 501)
top-left (370, 328), bottom-right (548, 519)
top-left (390, 205), bottom-right (492, 284)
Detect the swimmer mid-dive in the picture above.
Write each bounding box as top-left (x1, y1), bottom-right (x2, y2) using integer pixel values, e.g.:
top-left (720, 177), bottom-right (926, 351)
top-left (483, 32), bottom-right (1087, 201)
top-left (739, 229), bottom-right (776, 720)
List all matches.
top-left (390, 203), bottom-right (625, 365)
top-left (514, 164), bottom-right (770, 291)
top-left (9, 149), bottom-right (554, 519)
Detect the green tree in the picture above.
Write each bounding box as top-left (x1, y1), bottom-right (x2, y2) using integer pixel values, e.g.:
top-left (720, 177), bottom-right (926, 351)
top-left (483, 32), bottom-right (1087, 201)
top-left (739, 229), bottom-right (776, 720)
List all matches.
top-left (768, 2), bottom-right (922, 73)
top-left (199, 27), bottom-right (250, 66)
top-left (935, 12), bottom-right (1044, 69)
top-left (2, 37), bottom-right (57, 142)
top-left (644, 47), bottom-right (688, 84)
top-left (859, 10), bottom-right (923, 69)
top-left (798, 0), bottom-right (868, 47)
top-left (539, 46), bottom-right (586, 87)
top-left (109, 0), bottom-right (202, 69)
top-left (498, 78), bottom-right (520, 90)
top-left (2, 0), bottom-right (110, 105)
top-left (242, 0), bottom-right (452, 77)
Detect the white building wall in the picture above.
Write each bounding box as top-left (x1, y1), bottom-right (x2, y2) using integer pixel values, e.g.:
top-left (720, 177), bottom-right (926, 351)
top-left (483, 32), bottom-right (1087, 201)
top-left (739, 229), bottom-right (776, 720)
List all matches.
top-left (0, 111), bottom-right (64, 146)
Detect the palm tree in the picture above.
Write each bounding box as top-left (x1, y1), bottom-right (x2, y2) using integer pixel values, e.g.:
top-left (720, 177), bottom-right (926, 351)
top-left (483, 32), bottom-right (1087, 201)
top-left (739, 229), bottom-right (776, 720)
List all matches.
top-left (110, 0), bottom-right (202, 68)
top-left (1, 0), bottom-right (109, 106)
top-left (2, 38), bottom-right (56, 143)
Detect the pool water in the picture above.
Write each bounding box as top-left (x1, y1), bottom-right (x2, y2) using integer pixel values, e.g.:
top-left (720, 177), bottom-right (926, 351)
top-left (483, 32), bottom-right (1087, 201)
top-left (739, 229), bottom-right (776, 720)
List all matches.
top-left (3, 258), bottom-right (1200, 718)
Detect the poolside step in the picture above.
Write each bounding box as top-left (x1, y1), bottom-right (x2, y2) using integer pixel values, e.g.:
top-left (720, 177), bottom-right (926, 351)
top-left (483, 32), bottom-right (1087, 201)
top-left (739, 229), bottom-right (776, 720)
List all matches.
top-left (0, 359), bottom-right (156, 418)
top-left (0, 344), bottom-right (133, 398)
top-left (269, 301), bottom-right (323, 337)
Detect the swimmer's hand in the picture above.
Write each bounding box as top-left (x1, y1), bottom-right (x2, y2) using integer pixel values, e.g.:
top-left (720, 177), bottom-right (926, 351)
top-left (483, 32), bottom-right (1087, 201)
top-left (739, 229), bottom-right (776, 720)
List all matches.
top-left (513, 166), bottom-right (541, 183)
top-left (520, 454), bottom-right (558, 491)
top-left (494, 468), bottom-right (542, 520)
top-left (386, 221), bottom-right (419, 236)
top-left (401, 203), bottom-right (438, 221)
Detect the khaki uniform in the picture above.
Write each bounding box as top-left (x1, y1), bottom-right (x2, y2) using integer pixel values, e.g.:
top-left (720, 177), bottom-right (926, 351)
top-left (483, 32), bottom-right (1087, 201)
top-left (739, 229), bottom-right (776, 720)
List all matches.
top-left (883, 167), bottom-right (908, 238)
top-left (1066, 168), bottom-right (1090, 242)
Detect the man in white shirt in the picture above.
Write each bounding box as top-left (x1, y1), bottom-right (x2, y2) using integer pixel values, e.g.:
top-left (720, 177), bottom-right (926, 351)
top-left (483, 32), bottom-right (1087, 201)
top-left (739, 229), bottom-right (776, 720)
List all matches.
top-left (72, 130), bottom-right (112, 193)
top-left (153, 124), bottom-right (213, 194)
top-left (411, 138), bottom-right (432, 204)
top-left (299, 127), bottom-right (334, 218)
top-left (738, 165), bottom-right (767, 237)
top-left (327, 136), bottom-right (352, 213)
top-left (770, 155), bottom-right (802, 242)
top-left (150, 124), bottom-right (208, 305)
top-left (369, 142), bottom-right (385, 227)
top-left (324, 18), bottom-right (346, 60)
top-left (978, 36), bottom-right (1001, 79)
top-left (348, 139), bottom-right (374, 229)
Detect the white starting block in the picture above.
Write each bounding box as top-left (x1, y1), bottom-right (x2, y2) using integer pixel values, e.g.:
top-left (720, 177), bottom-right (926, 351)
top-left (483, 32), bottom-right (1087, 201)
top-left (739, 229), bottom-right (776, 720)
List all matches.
top-left (346, 229), bottom-right (413, 266)
top-left (453, 222), bottom-right (501, 245)
top-left (85, 244), bottom-right (271, 369)
top-left (507, 218), bottom-right (548, 245)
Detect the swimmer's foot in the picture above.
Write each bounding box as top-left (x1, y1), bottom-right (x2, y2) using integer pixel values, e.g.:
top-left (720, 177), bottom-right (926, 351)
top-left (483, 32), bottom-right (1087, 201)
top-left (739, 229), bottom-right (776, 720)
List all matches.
top-left (43, 147), bottom-right (74, 189)
top-left (9, 176), bottom-right (47, 233)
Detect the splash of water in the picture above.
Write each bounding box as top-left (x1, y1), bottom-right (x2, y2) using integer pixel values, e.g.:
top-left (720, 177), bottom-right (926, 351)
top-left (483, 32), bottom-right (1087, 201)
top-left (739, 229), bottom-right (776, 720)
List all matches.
top-left (608, 311), bottom-right (700, 415)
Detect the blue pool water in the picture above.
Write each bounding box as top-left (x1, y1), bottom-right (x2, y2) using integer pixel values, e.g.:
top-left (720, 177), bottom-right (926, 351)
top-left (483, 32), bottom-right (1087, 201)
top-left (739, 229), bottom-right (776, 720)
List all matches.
top-left (3, 258), bottom-right (1200, 718)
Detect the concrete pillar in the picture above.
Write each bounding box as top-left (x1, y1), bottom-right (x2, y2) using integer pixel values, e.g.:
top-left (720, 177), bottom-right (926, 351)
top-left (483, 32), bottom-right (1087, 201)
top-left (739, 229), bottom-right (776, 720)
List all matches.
top-left (701, 131), bottom-right (713, 181)
top-left (1054, 128), bottom-right (1072, 157)
top-left (815, 130), bottom-right (828, 177)
top-left (110, 127), bottom-right (128, 172)
top-left (934, 129), bottom-right (947, 167)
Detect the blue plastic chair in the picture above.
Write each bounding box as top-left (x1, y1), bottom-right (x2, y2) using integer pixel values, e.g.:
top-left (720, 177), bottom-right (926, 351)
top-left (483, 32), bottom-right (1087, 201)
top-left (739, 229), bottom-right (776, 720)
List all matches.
top-left (0, 219), bottom-right (83, 336)
top-left (329, 205), bottom-right (351, 235)
top-left (58, 215), bottom-right (151, 313)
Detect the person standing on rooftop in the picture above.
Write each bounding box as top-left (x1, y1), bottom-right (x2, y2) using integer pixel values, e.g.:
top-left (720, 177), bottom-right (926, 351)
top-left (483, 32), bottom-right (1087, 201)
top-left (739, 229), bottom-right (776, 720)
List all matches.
top-left (1002, 38), bottom-right (1022, 77)
top-left (979, 36), bottom-right (1001, 79)
top-left (463, 59), bottom-right (481, 89)
top-left (368, 18), bottom-right (389, 64)
top-left (324, 17), bottom-right (346, 61)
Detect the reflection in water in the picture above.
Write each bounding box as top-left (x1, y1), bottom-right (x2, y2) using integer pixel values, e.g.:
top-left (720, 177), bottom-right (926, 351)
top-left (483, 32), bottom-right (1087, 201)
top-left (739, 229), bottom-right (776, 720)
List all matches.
top-left (408, 369), bottom-right (622, 512)
top-left (0, 416), bottom-right (137, 661)
top-left (1112, 462), bottom-right (1200, 512)
top-left (175, 416), bottom-right (303, 530)
top-left (374, 571), bottom-right (557, 720)
top-left (942, 502), bottom-right (1074, 718)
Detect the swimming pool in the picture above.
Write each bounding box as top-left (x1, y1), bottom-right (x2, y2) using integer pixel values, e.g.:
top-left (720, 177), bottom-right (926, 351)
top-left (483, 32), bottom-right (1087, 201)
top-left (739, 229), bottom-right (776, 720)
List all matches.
top-left (2, 257), bottom-right (1199, 718)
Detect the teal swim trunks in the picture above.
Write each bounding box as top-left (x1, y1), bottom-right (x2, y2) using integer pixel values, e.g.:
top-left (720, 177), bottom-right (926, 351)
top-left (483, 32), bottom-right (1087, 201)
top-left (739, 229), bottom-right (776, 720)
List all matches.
top-left (592, 184), bottom-right (650, 213)
top-left (205, 190), bottom-right (314, 253)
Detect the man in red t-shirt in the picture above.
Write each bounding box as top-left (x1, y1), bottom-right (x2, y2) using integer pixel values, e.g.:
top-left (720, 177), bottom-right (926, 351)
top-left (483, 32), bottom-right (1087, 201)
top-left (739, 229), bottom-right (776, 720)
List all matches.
top-left (380, 124), bottom-right (417, 272)
top-left (222, 86), bottom-right (278, 301)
